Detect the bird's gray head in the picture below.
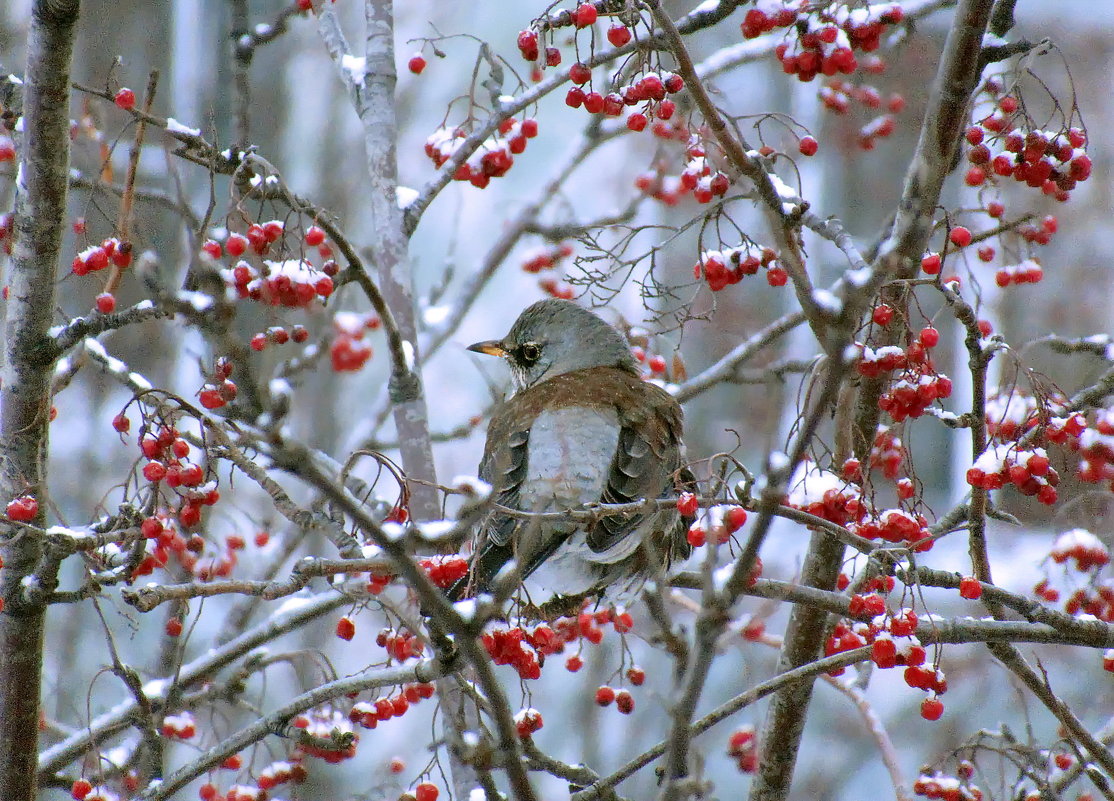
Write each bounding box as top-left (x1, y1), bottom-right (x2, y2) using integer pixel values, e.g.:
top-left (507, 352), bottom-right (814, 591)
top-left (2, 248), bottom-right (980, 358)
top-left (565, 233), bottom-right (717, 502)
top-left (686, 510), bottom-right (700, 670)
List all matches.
top-left (468, 299), bottom-right (638, 389)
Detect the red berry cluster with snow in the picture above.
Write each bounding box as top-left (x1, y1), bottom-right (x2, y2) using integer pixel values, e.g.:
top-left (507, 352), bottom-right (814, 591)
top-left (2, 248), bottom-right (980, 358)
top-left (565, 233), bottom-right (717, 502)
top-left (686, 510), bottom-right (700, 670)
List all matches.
top-left (423, 117), bottom-right (539, 189)
top-left (481, 607), bottom-right (635, 681)
top-left (330, 311), bottom-right (378, 372)
top-left (225, 256), bottom-right (334, 308)
top-left (965, 444), bottom-right (1060, 505)
top-left (964, 94), bottom-right (1090, 202)
top-left (869, 427), bottom-right (907, 480)
top-left (742, 2), bottom-right (905, 81)
top-left (856, 335), bottom-right (952, 423)
top-left (786, 464), bottom-right (868, 527)
top-left (255, 760), bottom-right (308, 792)
top-left (514, 707), bottom-right (544, 738)
top-left (160, 711), bottom-right (197, 740)
top-left (349, 682), bottom-right (436, 730)
top-left (913, 771), bottom-right (984, 801)
top-left (993, 257), bottom-right (1043, 287)
top-left (693, 244), bottom-right (779, 291)
top-left (72, 237), bottom-right (132, 280)
top-left (853, 508), bottom-right (933, 551)
top-left (419, 554), bottom-right (468, 589)
top-left (1050, 528), bottom-right (1110, 572)
top-left (198, 355), bottom-right (239, 410)
top-left (1075, 405), bottom-right (1114, 490)
top-left (727, 725), bottom-right (759, 773)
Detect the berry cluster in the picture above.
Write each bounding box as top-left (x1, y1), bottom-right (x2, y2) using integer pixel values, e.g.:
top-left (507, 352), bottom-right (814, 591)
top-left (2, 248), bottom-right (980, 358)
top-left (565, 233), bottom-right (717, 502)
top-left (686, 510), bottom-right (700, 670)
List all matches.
top-left (1074, 405), bottom-right (1114, 490)
top-left (248, 324), bottom-right (311, 354)
top-left (330, 311), bottom-right (377, 372)
top-left (852, 508), bottom-right (932, 550)
top-left (521, 242), bottom-right (574, 274)
top-left (743, 2), bottom-right (905, 81)
top-left (827, 601), bottom-right (948, 719)
top-left (419, 554), bottom-right (469, 589)
top-left (160, 710), bottom-right (197, 740)
top-left (693, 245), bottom-right (780, 291)
top-left (1051, 530), bottom-right (1105, 574)
top-left (349, 682), bottom-right (436, 729)
top-left (685, 504), bottom-right (748, 547)
top-left (594, 685), bottom-right (635, 714)
top-left (224, 256), bottom-right (334, 308)
top-left (993, 257), bottom-right (1043, 287)
top-left (519, 242), bottom-right (577, 299)
top-left (868, 428), bottom-right (906, 480)
top-left (913, 770), bottom-right (984, 801)
top-left (255, 760), bottom-right (308, 792)
top-left (787, 464), bottom-right (868, 527)
top-left (423, 118), bottom-right (539, 189)
top-left (727, 725), bottom-right (759, 773)
top-left (565, 69), bottom-right (683, 132)
top-left (819, 77), bottom-right (904, 116)
top-left (72, 236), bottom-right (133, 275)
top-left (137, 425), bottom-right (219, 529)
top-left (290, 711), bottom-right (357, 763)
top-left (679, 145), bottom-right (732, 204)
top-left (375, 627), bottom-right (425, 662)
top-left (514, 707), bottom-right (544, 737)
top-left (964, 94), bottom-right (1091, 201)
top-left (198, 356), bottom-right (240, 410)
top-left (630, 346), bottom-right (670, 380)
top-left (965, 444), bottom-right (1060, 505)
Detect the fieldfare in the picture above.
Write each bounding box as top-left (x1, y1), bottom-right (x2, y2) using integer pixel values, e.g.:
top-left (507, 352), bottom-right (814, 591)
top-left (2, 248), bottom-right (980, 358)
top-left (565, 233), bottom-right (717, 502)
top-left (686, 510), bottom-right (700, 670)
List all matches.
top-left (448, 299), bottom-right (695, 609)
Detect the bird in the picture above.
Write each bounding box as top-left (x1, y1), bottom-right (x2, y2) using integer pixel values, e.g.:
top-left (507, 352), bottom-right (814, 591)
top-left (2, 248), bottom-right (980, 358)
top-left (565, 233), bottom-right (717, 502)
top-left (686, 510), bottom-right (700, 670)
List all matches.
top-left (447, 298), bottom-right (695, 612)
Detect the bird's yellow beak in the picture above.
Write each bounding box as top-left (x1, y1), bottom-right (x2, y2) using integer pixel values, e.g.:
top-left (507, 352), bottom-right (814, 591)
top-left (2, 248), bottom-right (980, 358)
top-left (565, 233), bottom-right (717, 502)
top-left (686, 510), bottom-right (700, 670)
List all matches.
top-left (467, 340), bottom-right (508, 357)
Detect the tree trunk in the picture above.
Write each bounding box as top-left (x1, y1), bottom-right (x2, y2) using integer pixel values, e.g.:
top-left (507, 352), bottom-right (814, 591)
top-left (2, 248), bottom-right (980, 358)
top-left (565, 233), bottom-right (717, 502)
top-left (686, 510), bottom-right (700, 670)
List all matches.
top-left (0, 1), bottom-right (81, 798)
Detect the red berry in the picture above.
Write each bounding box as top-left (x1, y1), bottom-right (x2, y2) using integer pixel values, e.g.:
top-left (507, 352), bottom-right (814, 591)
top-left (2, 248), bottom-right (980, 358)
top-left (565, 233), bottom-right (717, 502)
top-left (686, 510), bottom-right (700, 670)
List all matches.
top-left (305, 225), bottom-right (326, 246)
top-left (872, 305), bottom-right (893, 326)
top-left (572, 3), bottom-right (598, 28)
top-left (336, 616), bottom-right (356, 641)
top-left (766, 266), bottom-right (787, 286)
top-left (986, 200), bottom-right (1005, 218)
top-left (72, 779), bottom-right (94, 800)
top-left (724, 507), bottom-right (748, 532)
top-left (415, 783), bottom-right (439, 801)
top-left (920, 697), bottom-right (944, 721)
top-left (677, 492), bottom-right (698, 517)
top-left (798, 136), bottom-right (818, 156)
top-left (627, 113), bottom-right (647, 132)
top-left (595, 685), bottom-right (615, 706)
top-left (142, 461), bottom-right (168, 482)
top-left (226, 233), bottom-right (248, 257)
top-left (165, 618), bottom-right (183, 637)
top-left (615, 689), bottom-right (634, 714)
top-left (627, 666), bottom-right (646, 685)
top-left (606, 24), bottom-right (632, 47)
top-left (250, 333), bottom-right (268, 351)
top-left (921, 253), bottom-right (941, 275)
top-left (918, 327), bottom-right (940, 348)
top-left (958, 576), bottom-right (982, 599)
top-left (584, 92), bottom-right (605, 114)
top-left (112, 413), bottom-right (131, 434)
top-left (407, 54), bottom-right (427, 74)
top-left (95, 292), bottom-right (116, 314)
top-left (569, 62), bottom-right (592, 85)
top-left (949, 226), bottom-right (972, 248)
top-left (565, 654), bottom-right (583, 672)
top-left (114, 87), bottom-right (136, 110)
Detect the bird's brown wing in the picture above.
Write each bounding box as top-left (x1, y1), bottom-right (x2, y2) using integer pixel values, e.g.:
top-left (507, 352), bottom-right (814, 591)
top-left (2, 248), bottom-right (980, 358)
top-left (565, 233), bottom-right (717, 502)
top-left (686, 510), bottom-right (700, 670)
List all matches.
top-left (585, 373), bottom-right (692, 555)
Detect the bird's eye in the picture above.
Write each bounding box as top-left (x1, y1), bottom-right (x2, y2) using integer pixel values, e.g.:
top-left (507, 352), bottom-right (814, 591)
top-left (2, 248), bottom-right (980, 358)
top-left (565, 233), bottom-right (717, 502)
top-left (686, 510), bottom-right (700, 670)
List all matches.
top-left (520, 342), bottom-right (542, 363)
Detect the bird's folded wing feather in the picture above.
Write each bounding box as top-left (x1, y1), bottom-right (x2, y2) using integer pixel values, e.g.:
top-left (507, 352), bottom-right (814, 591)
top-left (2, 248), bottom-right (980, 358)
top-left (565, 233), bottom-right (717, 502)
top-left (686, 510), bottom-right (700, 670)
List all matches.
top-left (586, 379), bottom-right (686, 553)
